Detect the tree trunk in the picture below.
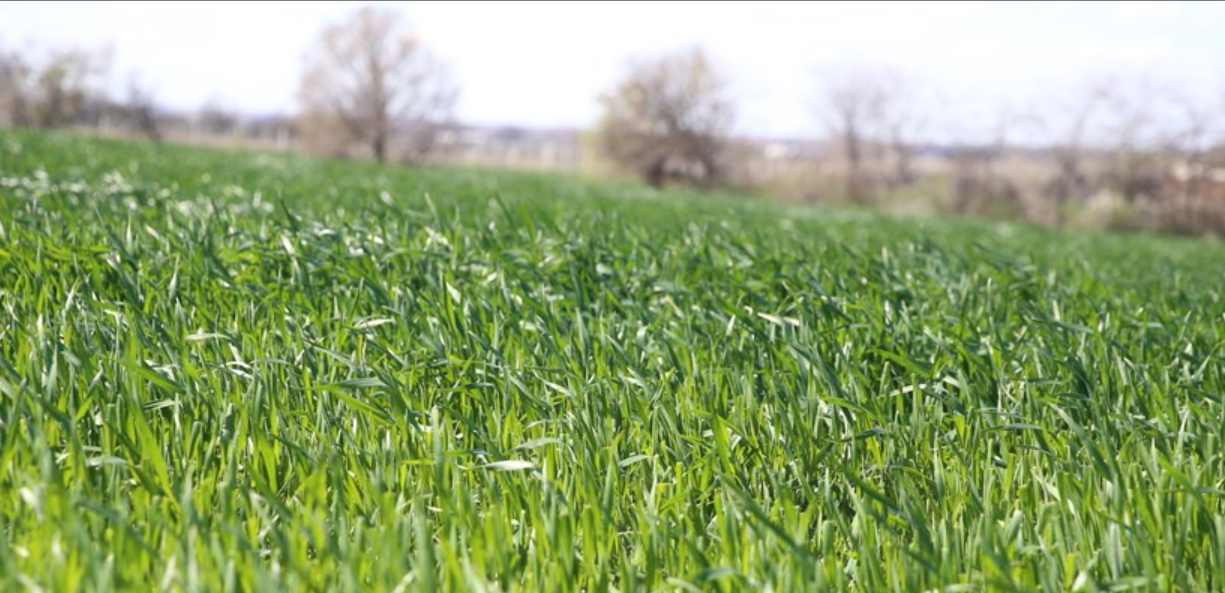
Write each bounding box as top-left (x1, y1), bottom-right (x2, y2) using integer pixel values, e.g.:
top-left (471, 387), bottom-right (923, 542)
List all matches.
top-left (646, 159), bottom-right (666, 188)
top-left (892, 132), bottom-right (914, 187)
top-left (372, 133), bottom-right (386, 163)
top-left (845, 126), bottom-right (866, 201)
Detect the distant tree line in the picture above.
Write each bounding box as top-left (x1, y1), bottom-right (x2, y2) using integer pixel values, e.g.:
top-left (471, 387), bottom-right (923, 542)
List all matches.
top-left (3, 4), bottom-right (1224, 236)
top-left (0, 45), bottom-right (165, 142)
top-left (594, 48), bottom-right (1225, 236)
top-left (0, 44), bottom-right (292, 148)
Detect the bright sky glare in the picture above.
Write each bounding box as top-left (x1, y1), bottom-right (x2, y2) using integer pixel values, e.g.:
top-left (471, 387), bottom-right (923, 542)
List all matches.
top-left (2, 1), bottom-right (1223, 139)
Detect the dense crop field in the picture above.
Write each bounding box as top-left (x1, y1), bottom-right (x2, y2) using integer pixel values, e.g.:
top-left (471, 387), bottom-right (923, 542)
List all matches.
top-left (2, 129), bottom-right (1224, 592)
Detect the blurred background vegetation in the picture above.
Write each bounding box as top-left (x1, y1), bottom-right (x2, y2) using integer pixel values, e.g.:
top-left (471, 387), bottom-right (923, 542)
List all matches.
top-left (3, 2), bottom-right (1224, 237)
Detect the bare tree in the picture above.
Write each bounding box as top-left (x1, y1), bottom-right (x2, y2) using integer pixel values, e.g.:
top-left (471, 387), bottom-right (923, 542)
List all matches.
top-left (815, 65), bottom-right (920, 201)
top-left (298, 5), bottom-right (457, 164)
top-left (124, 75), bottom-right (161, 142)
top-left (949, 110), bottom-right (1023, 219)
top-left (0, 46), bottom-right (110, 129)
top-left (1094, 77), bottom-right (1214, 212)
top-left (1040, 82), bottom-right (1110, 226)
top-left (821, 69), bottom-right (881, 201)
top-left (596, 48), bottom-right (735, 189)
top-left (1157, 94), bottom-right (1225, 234)
top-left (0, 48), bottom-right (30, 126)
top-left (32, 48), bottom-right (110, 129)
top-left (881, 78), bottom-right (927, 188)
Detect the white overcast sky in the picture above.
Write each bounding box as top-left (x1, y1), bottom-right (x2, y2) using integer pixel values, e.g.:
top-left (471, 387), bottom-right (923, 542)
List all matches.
top-left (2, 1), bottom-right (1223, 139)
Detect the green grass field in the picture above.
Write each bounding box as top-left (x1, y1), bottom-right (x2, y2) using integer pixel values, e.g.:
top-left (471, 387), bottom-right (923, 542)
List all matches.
top-left (2, 129), bottom-right (1224, 592)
